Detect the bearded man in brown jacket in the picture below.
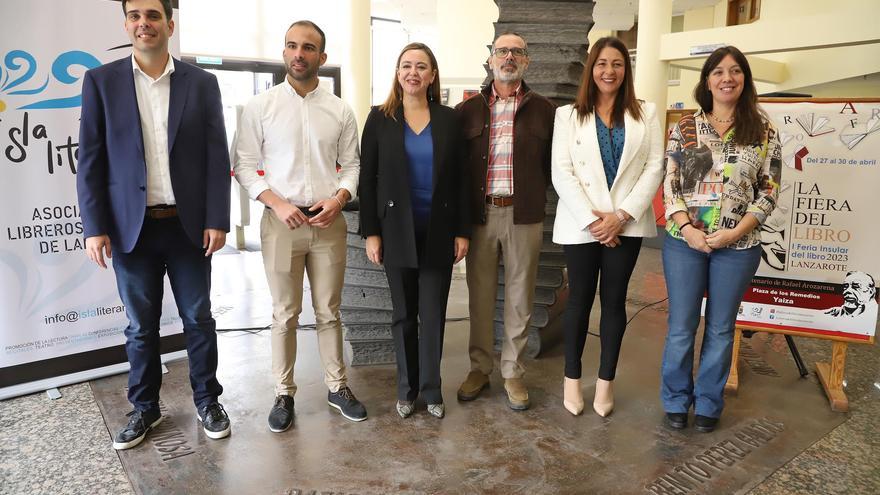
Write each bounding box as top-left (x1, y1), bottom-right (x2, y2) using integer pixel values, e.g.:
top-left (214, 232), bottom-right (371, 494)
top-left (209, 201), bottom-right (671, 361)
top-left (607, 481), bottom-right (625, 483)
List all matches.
top-left (455, 32), bottom-right (556, 411)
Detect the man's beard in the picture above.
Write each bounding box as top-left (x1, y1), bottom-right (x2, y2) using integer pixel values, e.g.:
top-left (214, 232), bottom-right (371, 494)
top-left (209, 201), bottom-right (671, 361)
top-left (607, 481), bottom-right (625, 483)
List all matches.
top-left (493, 64), bottom-right (524, 83)
top-left (287, 61), bottom-right (318, 82)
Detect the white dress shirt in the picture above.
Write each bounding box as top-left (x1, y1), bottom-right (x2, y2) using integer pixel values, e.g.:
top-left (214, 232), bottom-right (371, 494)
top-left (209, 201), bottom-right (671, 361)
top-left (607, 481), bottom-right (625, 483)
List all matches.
top-left (232, 81), bottom-right (360, 206)
top-left (132, 54), bottom-right (176, 206)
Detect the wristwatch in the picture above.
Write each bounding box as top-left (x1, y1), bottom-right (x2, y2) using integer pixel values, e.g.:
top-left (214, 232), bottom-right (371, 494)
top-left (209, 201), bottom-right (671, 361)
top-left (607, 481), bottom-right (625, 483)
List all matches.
top-left (615, 209), bottom-right (631, 224)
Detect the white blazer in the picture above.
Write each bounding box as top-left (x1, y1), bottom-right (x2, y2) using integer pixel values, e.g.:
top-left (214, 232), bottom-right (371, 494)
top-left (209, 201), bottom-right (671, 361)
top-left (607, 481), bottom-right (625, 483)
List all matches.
top-left (551, 101), bottom-right (664, 245)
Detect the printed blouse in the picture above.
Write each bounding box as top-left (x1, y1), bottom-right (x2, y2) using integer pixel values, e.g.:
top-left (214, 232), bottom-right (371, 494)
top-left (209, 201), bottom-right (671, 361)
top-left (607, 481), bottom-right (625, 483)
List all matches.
top-left (663, 110), bottom-right (782, 249)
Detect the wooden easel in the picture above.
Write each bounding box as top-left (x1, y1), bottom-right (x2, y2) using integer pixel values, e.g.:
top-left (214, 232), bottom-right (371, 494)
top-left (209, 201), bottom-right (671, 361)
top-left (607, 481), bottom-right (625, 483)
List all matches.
top-left (724, 325), bottom-right (868, 412)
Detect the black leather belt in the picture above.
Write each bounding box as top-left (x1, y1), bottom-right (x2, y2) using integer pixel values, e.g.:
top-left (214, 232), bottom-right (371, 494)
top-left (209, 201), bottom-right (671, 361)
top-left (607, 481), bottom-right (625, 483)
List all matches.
top-left (266, 205), bottom-right (321, 217)
top-left (298, 206), bottom-right (321, 217)
top-left (486, 195), bottom-right (514, 207)
top-left (145, 205), bottom-right (177, 219)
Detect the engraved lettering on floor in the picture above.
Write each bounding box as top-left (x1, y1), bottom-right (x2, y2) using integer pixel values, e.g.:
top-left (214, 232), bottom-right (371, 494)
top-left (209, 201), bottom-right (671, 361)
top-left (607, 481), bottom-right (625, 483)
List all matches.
top-left (645, 417), bottom-right (786, 494)
top-left (148, 400), bottom-right (196, 461)
top-left (740, 340), bottom-right (780, 377)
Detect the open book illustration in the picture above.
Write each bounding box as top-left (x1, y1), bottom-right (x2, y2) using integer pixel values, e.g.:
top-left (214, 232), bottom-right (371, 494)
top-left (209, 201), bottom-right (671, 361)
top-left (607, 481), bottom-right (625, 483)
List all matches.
top-left (839, 117), bottom-right (880, 150)
top-left (779, 131), bottom-right (795, 147)
top-left (783, 145), bottom-right (809, 170)
top-left (796, 113), bottom-right (835, 137)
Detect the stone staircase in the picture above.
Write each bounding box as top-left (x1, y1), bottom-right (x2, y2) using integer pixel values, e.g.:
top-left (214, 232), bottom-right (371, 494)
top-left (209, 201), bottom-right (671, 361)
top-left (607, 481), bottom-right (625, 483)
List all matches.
top-left (488, 0), bottom-right (595, 104)
top-left (340, 209), bottom-right (396, 365)
top-left (495, 187), bottom-right (568, 358)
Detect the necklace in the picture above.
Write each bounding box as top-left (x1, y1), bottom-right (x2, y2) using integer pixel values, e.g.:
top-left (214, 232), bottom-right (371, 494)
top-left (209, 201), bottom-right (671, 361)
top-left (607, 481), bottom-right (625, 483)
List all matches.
top-left (709, 112), bottom-right (735, 124)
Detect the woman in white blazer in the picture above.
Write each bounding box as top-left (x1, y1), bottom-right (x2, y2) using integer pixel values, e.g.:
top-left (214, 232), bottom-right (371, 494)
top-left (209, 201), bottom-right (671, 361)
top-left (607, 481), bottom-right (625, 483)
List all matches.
top-left (551, 37), bottom-right (664, 417)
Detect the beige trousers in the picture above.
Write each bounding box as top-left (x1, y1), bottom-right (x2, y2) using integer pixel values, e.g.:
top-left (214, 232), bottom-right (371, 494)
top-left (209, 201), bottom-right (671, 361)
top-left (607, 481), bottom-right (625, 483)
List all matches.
top-left (466, 205), bottom-right (543, 378)
top-left (260, 209), bottom-right (347, 396)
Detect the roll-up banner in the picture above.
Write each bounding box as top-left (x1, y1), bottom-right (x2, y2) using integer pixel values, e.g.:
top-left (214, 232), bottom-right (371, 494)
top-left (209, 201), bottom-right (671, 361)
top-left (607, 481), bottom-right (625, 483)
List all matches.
top-left (0, 0), bottom-right (184, 399)
top-left (736, 99), bottom-right (879, 343)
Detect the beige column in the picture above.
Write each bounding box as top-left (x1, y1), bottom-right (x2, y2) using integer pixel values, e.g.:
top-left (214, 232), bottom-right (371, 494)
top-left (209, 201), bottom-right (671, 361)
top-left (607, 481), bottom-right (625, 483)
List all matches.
top-left (343, 0), bottom-right (371, 134)
top-left (634, 0), bottom-right (672, 113)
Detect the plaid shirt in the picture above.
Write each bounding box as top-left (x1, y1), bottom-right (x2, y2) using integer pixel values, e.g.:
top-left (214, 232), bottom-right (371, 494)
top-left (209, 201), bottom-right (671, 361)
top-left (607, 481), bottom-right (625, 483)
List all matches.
top-left (486, 84), bottom-right (523, 196)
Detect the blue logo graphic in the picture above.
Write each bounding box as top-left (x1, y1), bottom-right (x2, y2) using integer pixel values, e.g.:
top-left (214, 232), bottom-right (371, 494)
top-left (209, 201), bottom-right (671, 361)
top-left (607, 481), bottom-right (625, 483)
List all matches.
top-left (0, 49), bottom-right (101, 111)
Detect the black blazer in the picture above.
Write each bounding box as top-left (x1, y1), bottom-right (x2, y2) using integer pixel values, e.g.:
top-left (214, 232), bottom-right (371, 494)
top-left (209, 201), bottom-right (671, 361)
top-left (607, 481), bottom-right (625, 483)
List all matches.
top-left (359, 103), bottom-right (471, 268)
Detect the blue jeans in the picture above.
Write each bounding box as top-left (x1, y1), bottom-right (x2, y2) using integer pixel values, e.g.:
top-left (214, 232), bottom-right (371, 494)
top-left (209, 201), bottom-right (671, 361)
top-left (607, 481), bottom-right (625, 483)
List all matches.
top-left (660, 234), bottom-right (760, 418)
top-left (112, 216), bottom-right (223, 412)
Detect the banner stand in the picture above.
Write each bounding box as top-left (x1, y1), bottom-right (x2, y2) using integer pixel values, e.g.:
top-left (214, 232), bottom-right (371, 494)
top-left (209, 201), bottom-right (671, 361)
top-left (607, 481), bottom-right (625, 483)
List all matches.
top-left (0, 351), bottom-right (186, 401)
top-left (0, 1), bottom-right (186, 401)
top-left (725, 326), bottom-right (856, 412)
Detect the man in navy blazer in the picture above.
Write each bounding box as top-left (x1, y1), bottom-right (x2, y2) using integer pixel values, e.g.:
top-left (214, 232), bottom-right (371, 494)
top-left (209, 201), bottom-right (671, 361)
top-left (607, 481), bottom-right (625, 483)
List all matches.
top-left (76, 0), bottom-right (231, 450)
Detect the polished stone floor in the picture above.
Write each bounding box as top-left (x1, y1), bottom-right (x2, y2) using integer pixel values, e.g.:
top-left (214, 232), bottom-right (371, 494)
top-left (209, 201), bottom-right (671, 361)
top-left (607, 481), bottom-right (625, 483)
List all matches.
top-left (1, 247), bottom-right (878, 495)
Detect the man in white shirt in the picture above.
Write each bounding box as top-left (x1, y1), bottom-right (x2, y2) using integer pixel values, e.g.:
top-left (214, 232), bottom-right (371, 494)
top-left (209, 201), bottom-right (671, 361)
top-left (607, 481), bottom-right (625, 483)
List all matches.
top-left (233, 20), bottom-right (365, 431)
top-left (77, 0), bottom-right (231, 450)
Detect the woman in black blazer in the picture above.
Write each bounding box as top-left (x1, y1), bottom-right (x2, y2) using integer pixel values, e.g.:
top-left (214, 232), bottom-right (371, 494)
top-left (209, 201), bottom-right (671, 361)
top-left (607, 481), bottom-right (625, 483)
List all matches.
top-left (359, 42), bottom-right (471, 419)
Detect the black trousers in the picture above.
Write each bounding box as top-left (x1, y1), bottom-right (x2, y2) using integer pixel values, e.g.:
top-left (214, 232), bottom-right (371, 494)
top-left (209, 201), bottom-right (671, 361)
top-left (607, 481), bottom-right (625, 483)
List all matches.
top-left (384, 259), bottom-right (453, 404)
top-left (562, 236), bottom-right (642, 380)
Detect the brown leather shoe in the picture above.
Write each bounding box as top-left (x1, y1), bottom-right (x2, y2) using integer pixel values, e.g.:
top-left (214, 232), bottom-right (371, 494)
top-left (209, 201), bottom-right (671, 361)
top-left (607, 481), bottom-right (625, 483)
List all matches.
top-left (504, 378), bottom-right (530, 411)
top-left (457, 371), bottom-right (490, 401)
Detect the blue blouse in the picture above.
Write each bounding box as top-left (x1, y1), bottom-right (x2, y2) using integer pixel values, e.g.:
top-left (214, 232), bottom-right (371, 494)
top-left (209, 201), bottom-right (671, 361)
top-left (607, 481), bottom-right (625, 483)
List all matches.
top-left (596, 117), bottom-right (625, 190)
top-left (404, 122), bottom-right (434, 232)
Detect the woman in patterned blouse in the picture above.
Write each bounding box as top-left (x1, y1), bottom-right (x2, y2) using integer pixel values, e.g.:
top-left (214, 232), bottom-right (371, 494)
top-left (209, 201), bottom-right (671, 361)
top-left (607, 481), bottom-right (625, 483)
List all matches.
top-left (659, 46), bottom-right (782, 433)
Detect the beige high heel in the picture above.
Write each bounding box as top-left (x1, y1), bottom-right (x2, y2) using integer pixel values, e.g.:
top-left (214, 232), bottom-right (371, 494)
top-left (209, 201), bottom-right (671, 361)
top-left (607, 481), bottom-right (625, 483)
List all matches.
top-left (563, 377), bottom-right (584, 416)
top-left (593, 378), bottom-right (614, 417)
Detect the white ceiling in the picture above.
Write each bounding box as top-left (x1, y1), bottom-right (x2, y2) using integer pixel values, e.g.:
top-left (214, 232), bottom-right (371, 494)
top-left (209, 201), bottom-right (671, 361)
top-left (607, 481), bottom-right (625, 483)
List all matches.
top-left (595, 0), bottom-right (722, 15)
top-left (371, 0), bottom-right (725, 32)
top-left (671, 0), bottom-right (725, 14)
top-left (594, 0), bottom-right (724, 30)
top-left (372, 0), bottom-right (436, 31)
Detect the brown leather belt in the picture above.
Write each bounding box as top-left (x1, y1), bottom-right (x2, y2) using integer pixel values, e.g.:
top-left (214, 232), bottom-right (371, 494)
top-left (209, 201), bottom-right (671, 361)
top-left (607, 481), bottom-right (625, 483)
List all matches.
top-left (485, 195), bottom-right (514, 207)
top-left (145, 205), bottom-right (178, 219)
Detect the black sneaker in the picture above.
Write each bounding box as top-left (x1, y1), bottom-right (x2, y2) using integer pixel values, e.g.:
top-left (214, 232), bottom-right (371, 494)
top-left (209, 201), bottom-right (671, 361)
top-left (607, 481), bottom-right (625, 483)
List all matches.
top-left (112, 409), bottom-right (162, 450)
top-left (327, 386), bottom-right (367, 422)
top-left (665, 412), bottom-right (688, 430)
top-left (197, 403), bottom-right (231, 439)
top-left (268, 395), bottom-right (295, 433)
top-left (695, 415), bottom-right (719, 433)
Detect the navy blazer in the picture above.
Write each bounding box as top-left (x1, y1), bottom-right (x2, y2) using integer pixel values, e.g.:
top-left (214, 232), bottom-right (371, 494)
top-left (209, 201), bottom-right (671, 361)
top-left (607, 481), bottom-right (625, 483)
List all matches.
top-left (359, 103), bottom-right (471, 268)
top-left (77, 56), bottom-right (231, 253)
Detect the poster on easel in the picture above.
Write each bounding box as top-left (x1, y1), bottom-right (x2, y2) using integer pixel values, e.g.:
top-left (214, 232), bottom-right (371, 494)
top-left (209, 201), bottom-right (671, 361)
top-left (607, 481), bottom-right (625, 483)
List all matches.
top-left (735, 98), bottom-right (879, 344)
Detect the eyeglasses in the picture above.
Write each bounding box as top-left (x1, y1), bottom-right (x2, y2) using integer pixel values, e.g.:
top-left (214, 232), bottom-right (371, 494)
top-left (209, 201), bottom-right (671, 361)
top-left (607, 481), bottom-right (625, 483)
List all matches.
top-left (492, 47), bottom-right (528, 58)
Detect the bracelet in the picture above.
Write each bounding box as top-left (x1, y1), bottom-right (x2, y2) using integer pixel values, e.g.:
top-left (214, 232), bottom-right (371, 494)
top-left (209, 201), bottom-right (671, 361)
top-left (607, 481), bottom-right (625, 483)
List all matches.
top-left (615, 210), bottom-right (630, 224)
top-left (333, 196), bottom-right (344, 209)
top-left (678, 221), bottom-right (693, 232)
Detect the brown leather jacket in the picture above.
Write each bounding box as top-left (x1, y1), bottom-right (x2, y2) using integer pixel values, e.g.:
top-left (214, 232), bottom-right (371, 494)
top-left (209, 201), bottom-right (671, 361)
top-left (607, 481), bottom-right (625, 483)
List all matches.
top-left (455, 80), bottom-right (556, 225)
